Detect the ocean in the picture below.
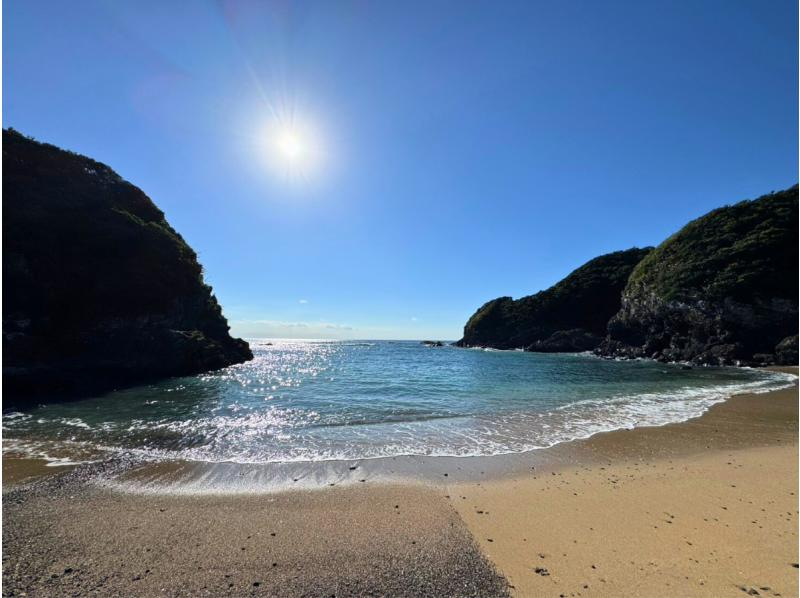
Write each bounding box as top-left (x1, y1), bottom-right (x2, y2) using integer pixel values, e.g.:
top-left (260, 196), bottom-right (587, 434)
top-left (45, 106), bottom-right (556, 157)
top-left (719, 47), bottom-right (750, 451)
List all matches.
top-left (3, 339), bottom-right (794, 469)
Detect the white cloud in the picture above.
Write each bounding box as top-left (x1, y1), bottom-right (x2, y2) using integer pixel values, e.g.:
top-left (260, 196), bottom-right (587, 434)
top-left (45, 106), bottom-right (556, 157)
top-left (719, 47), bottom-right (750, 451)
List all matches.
top-left (230, 319), bottom-right (356, 339)
top-left (298, 299), bottom-right (309, 304)
top-left (410, 317), bottom-right (418, 322)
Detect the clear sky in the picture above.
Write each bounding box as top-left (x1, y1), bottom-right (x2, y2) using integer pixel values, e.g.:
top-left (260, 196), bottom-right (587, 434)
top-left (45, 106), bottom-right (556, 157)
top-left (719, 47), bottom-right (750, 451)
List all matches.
top-left (4, 0), bottom-right (798, 340)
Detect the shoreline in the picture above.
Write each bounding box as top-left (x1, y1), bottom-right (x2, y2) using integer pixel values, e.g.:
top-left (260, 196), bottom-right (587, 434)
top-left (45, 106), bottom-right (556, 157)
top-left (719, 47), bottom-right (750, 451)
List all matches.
top-left (3, 370), bottom-right (797, 596)
top-left (4, 366), bottom-right (795, 493)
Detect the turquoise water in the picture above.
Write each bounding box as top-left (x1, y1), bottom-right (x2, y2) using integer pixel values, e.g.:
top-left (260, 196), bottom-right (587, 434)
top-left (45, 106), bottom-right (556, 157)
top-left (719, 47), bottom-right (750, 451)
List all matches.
top-left (3, 340), bottom-right (794, 466)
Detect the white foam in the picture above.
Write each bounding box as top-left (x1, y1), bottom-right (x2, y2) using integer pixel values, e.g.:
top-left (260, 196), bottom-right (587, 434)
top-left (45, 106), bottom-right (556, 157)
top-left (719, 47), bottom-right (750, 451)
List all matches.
top-left (69, 369), bottom-right (794, 468)
top-left (2, 438), bottom-right (101, 467)
top-left (3, 354), bottom-right (795, 471)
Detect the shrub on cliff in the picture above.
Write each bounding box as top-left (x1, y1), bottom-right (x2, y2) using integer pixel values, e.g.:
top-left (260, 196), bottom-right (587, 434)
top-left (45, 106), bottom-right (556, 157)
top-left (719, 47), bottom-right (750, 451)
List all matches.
top-left (626, 187), bottom-right (798, 304)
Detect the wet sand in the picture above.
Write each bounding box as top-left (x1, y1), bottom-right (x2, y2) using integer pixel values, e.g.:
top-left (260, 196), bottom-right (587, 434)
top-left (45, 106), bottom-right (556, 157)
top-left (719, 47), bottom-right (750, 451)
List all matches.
top-left (3, 371), bottom-right (797, 597)
top-left (2, 456), bottom-right (76, 486)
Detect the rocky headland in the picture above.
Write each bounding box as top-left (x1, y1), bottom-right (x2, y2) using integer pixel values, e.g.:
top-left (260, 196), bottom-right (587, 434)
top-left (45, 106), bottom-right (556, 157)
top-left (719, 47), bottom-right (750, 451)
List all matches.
top-left (458, 186), bottom-right (798, 366)
top-left (599, 187), bottom-right (798, 365)
top-left (455, 247), bottom-right (652, 351)
top-left (3, 129), bottom-right (252, 401)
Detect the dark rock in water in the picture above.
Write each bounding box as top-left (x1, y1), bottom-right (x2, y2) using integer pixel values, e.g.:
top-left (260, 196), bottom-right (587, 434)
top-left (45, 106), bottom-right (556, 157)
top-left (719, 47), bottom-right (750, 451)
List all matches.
top-left (422, 340), bottom-right (444, 347)
top-left (775, 334), bottom-right (798, 366)
top-left (2, 129), bottom-right (253, 401)
top-left (597, 186), bottom-right (798, 366)
top-left (526, 328), bottom-right (603, 353)
top-left (456, 247), bottom-right (652, 350)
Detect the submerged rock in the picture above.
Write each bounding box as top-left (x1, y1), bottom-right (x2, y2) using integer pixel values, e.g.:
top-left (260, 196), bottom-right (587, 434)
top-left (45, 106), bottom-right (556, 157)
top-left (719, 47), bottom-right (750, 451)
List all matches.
top-left (456, 247), bottom-right (652, 350)
top-left (597, 186), bottom-right (798, 366)
top-left (3, 129), bottom-right (252, 400)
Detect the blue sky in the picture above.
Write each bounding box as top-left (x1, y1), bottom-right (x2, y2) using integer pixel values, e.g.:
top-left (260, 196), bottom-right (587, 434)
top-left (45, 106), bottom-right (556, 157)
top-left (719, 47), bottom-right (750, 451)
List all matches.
top-left (4, 0), bottom-right (797, 340)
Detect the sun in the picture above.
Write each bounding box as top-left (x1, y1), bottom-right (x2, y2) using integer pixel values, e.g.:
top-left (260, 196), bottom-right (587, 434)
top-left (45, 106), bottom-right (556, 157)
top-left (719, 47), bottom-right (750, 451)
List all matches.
top-left (276, 130), bottom-right (305, 162)
top-left (261, 120), bottom-right (323, 182)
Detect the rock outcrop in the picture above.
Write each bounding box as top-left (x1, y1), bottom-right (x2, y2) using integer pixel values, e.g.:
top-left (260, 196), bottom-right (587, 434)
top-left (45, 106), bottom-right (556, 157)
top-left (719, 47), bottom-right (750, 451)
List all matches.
top-left (526, 329), bottom-right (604, 353)
top-left (774, 335), bottom-right (799, 366)
top-left (455, 248), bottom-right (653, 350)
top-left (422, 340), bottom-right (445, 347)
top-left (3, 129), bottom-right (252, 400)
top-left (598, 186), bottom-right (798, 366)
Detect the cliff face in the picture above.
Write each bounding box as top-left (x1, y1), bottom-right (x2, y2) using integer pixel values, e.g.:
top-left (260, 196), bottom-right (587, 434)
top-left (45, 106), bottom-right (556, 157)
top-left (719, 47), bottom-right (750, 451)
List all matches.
top-left (456, 247), bottom-right (653, 350)
top-left (3, 129), bottom-right (252, 399)
top-left (598, 187), bottom-right (798, 366)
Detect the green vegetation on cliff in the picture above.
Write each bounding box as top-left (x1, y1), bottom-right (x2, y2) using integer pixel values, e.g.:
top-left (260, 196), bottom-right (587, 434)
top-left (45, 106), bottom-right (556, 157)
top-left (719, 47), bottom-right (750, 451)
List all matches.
top-left (603, 186), bottom-right (798, 365)
top-left (3, 129), bottom-right (252, 398)
top-left (626, 187), bottom-right (798, 303)
top-left (457, 247), bottom-right (652, 349)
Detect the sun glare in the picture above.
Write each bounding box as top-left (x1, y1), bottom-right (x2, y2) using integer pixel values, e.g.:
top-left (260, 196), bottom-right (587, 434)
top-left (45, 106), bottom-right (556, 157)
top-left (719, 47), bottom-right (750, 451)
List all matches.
top-left (261, 118), bottom-right (323, 183)
top-left (276, 130), bottom-right (304, 162)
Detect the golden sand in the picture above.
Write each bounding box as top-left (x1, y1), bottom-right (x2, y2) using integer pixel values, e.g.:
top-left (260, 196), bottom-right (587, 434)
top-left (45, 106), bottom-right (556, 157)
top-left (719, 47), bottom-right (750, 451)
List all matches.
top-left (449, 384), bottom-right (799, 597)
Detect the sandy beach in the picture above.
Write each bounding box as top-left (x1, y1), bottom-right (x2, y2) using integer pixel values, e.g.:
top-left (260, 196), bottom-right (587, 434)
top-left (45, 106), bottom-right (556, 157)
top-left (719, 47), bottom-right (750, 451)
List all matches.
top-left (3, 373), bottom-right (797, 597)
top-left (3, 479), bottom-right (508, 597)
top-left (450, 383), bottom-right (799, 597)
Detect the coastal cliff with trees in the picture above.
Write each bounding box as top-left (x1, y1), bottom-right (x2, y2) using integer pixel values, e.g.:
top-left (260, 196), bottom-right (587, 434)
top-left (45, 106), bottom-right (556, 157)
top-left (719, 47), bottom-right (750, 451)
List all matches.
top-left (3, 129), bottom-right (252, 399)
top-left (455, 248), bottom-right (652, 351)
top-left (458, 187), bottom-right (798, 366)
top-left (600, 186), bottom-right (798, 365)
